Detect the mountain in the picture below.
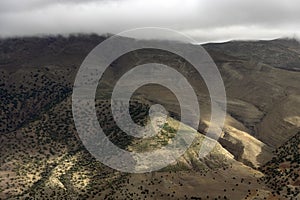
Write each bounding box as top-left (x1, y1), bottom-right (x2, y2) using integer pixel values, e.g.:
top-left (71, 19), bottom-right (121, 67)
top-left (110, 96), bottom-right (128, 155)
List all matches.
top-left (0, 35), bottom-right (299, 199)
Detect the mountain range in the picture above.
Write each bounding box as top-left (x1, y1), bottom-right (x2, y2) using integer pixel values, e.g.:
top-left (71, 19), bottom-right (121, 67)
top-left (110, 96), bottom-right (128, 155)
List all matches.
top-left (0, 35), bottom-right (299, 199)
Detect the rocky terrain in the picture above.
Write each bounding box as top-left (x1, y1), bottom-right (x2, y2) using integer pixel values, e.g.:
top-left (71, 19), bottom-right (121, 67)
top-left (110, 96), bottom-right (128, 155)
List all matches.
top-left (0, 35), bottom-right (299, 199)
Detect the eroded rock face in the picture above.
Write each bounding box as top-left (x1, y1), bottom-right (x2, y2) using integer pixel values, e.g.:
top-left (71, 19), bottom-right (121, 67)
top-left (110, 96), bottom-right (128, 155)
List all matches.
top-left (219, 126), bottom-right (273, 168)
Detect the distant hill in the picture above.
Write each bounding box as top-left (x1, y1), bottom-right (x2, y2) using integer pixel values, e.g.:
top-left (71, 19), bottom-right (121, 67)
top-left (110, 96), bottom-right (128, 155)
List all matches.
top-left (204, 38), bottom-right (300, 71)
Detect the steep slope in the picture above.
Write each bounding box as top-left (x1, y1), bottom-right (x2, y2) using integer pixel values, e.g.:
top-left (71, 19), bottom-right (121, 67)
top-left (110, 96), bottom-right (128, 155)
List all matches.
top-left (259, 132), bottom-right (300, 199)
top-left (257, 95), bottom-right (300, 147)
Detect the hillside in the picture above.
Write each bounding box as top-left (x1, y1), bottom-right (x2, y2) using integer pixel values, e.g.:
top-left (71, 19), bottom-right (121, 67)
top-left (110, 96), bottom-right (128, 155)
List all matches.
top-left (0, 35), bottom-right (299, 199)
top-left (0, 96), bottom-right (266, 199)
top-left (259, 132), bottom-right (300, 199)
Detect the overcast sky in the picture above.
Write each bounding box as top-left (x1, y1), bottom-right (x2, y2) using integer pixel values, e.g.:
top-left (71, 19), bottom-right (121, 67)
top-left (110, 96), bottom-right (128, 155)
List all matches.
top-left (0, 0), bottom-right (299, 43)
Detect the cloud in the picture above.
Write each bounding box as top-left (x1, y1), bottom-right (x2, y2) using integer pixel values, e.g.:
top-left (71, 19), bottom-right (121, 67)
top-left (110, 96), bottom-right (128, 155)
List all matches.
top-left (0, 0), bottom-right (104, 13)
top-left (0, 0), bottom-right (299, 42)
